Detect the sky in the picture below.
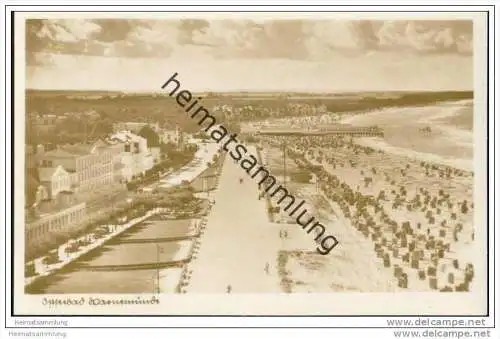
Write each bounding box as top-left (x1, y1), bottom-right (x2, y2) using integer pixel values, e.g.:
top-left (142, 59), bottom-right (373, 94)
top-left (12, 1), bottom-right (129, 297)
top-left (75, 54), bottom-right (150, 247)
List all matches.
top-left (25, 18), bottom-right (473, 92)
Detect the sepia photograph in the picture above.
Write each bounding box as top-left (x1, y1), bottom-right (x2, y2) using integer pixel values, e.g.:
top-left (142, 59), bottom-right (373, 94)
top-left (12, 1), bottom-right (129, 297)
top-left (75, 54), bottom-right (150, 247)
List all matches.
top-left (9, 9), bottom-right (492, 319)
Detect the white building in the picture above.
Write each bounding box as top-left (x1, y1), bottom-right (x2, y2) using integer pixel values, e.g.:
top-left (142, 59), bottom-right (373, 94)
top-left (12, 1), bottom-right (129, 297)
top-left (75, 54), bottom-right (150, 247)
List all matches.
top-left (109, 131), bottom-right (155, 181)
top-left (38, 165), bottom-right (72, 199)
top-left (39, 142), bottom-right (114, 191)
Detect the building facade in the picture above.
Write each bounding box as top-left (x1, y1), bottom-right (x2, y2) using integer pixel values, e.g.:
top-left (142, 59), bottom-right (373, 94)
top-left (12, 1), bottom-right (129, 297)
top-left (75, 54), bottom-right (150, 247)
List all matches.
top-left (39, 142), bottom-right (114, 191)
top-left (38, 165), bottom-right (71, 199)
top-left (26, 202), bottom-right (87, 249)
top-left (161, 125), bottom-right (185, 150)
top-left (109, 131), bottom-right (155, 181)
top-left (102, 140), bottom-right (126, 183)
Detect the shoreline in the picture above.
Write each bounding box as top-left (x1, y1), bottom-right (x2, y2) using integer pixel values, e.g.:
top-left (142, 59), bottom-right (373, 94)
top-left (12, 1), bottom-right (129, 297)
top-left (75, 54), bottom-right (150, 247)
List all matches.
top-left (340, 99), bottom-right (473, 126)
top-left (354, 137), bottom-right (473, 172)
top-left (341, 100), bottom-right (473, 172)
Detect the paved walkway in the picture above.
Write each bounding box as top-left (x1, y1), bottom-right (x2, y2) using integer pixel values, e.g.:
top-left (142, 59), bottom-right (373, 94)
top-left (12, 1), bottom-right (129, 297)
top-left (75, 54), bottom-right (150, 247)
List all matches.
top-left (187, 146), bottom-right (282, 293)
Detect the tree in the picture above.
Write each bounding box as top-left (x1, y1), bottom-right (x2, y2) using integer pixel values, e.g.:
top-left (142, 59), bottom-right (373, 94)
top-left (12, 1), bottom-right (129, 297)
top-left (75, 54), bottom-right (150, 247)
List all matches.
top-left (138, 125), bottom-right (160, 147)
top-left (160, 141), bottom-right (177, 154)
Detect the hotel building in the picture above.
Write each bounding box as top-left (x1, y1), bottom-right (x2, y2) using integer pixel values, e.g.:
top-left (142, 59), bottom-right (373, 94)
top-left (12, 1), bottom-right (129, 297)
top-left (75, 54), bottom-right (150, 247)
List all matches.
top-left (39, 142), bottom-right (114, 191)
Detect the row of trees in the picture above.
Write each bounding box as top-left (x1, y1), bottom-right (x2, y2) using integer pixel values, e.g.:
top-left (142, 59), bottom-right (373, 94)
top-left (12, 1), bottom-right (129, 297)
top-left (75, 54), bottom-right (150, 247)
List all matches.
top-left (126, 144), bottom-right (199, 191)
top-left (26, 115), bottom-right (114, 145)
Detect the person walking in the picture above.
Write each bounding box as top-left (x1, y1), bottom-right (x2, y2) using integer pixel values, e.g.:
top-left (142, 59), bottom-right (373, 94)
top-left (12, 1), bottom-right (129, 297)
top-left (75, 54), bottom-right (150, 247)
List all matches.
top-left (265, 262), bottom-right (270, 275)
top-left (226, 284), bottom-right (232, 293)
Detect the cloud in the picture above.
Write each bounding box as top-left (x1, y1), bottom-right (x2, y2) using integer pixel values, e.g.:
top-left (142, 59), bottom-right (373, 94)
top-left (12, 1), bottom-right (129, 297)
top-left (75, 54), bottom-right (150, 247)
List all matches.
top-left (34, 19), bottom-right (101, 43)
top-left (178, 19), bottom-right (210, 45)
top-left (180, 19), bottom-right (473, 59)
top-left (26, 18), bottom-right (473, 67)
top-left (26, 19), bottom-right (176, 64)
top-left (188, 20), bottom-right (319, 60)
top-left (349, 20), bottom-right (473, 55)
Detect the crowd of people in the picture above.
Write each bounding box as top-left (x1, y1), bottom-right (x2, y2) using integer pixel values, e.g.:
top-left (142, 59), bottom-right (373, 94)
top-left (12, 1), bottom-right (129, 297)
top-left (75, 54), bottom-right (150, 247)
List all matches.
top-left (243, 113), bottom-right (341, 132)
top-left (260, 134), bottom-right (475, 292)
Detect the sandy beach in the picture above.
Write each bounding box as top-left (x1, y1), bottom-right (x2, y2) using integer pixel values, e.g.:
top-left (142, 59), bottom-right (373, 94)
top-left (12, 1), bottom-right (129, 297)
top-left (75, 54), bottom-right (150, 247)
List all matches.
top-left (261, 147), bottom-right (402, 292)
top-left (258, 112), bottom-right (475, 293)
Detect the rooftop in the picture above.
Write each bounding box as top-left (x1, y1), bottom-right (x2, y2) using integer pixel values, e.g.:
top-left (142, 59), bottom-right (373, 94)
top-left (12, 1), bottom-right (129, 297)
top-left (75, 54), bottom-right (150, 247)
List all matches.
top-left (38, 167), bottom-right (57, 182)
top-left (38, 166), bottom-right (67, 182)
top-left (61, 144), bottom-right (94, 155)
top-left (110, 130), bottom-right (144, 143)
top-left (92, 139), bottom-right (110, 149)
top-left (43, 148), bottom-right (80, 158)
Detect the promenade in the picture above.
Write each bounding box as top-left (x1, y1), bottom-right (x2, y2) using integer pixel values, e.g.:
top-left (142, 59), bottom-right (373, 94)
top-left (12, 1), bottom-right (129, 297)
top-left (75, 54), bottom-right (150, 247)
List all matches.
top-left (187, 145), bottom-right (282, 293)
